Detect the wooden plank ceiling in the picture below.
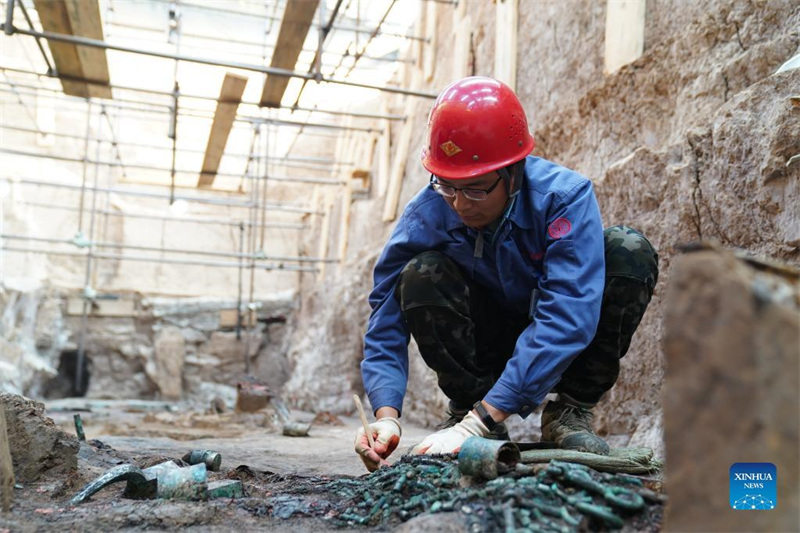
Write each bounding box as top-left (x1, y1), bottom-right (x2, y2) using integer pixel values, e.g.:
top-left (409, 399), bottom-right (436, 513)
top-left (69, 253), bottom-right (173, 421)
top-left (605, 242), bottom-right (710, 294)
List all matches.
top-left (259, 0), bottom-right (320, 108)
top-left (32, 0), bottom-right (112, 99)
top-left (197, 73), bottom-right (249, 188)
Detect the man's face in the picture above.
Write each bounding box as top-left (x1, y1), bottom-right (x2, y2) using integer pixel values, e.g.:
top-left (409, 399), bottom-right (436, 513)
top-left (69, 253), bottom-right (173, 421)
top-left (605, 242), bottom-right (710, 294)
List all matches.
top-left (438, 171), bottom-right (509, 229)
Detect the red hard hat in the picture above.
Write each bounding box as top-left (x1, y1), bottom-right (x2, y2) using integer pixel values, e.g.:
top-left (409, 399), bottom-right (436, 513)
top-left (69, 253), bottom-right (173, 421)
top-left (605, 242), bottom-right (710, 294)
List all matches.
top-left (421, 76), bottom-right (535, 179)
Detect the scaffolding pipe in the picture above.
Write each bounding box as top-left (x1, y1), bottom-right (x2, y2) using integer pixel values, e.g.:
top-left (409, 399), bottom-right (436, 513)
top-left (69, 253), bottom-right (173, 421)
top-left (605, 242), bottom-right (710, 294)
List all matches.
top-left (169, 81), bottom-right (179, 204)
top-left (0, 85), bottom-right (384, 133)
top-left (4, 0), bottom-right (14, 36)
top-left (0, 146), bottom-right (345, 185)
top-left (0, 246), bottom-right (320, 271)
top-left (0, 83), bottom-right (173, 112)
top-left (16, 0), bottom-right (54, 73)
top-left (145, 0), bottom-right (427, 41)
top-left (77, 101), bottom-right (93, 232)
top-left (0, 233), bottom-right (336, 263)
top-left (99, 105), bottom-right (128, 180)
top-left (292, 0), bottom-right (344, 108)
top-left (259, 125), bottom-right (271, 251)
top-left (4, 97), bottom-right (349, 142)
top-left (235, 222), bottom-right (244, 340)
top-left (1, 24), bottom-right (438, 98)
top-left (76, 120), bottom-right (104, 394)
top-left (18, 200), bottom-right (307, 230)
top-left (10, 177), bottom-right (321, 212)
top-left (108, 20), bottom-right (398, 71)
top-left (345, 0), bottom-right (398, 77)
top-left (243, 125), bottom-right (261, 373)
top-left (1, 66), bottom-right (407, 121)
top-left (1, 122), bottom-right (347, 168)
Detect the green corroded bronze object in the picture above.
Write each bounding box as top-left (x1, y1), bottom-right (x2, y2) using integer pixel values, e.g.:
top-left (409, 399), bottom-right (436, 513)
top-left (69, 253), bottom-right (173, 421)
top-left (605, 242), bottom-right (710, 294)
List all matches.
top-left (73, 414), bottom-right (86, 442)
top-left (70, 464), bottom-right (156, 505)
top-left (458, 436), bottom-right (521, 480)
top-left (316, 454), bottom-right (662, 531)
top-left (208, 480), bottom-right (243, 499)
top-left (157, 463), bottom-right (208, 500)
top-left (182, 450), bottom-right (222, 471)
top-left (282, 421), bottom-right (312, 436)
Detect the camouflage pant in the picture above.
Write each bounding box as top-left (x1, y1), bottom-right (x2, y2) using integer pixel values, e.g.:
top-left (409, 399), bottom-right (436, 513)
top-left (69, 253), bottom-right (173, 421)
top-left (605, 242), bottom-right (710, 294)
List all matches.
top-left (397, 225), bottom-right (658, 408)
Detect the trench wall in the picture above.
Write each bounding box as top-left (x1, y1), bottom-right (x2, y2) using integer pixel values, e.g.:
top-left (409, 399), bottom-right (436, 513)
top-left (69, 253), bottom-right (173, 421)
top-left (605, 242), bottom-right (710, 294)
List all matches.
top-left (284, 0), bottom-right (800, 456)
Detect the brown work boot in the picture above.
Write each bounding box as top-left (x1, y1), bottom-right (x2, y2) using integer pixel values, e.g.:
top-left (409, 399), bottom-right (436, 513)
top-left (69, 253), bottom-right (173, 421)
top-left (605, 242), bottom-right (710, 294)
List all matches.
top-left (437, 401), bottom-right (509, 440)
top-left (540, 397), bottom-right (610, 455)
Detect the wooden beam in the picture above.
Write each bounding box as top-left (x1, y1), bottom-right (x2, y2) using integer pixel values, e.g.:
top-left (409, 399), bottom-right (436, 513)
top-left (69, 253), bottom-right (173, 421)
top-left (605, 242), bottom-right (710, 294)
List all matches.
top-left (32, 0), bottom-right (112, 99)
top-left (494, 0), bottom-right (518, 90)
top-left (316, 196), bottom-right (333, 279)
top-left (423, 0), bottom-right (438, 81)
top-left (604, 0), bottom-right (646, 74)
top-left (377, 100), bottom-right (391, 197)
top-left (63, 0), bottom-right (111, 98)
top-left (336, 179), bottom-right (352, 267)
top-left (198, 73), bottom-right (249, 188)
top-left (452, 14), bottom-right (472, 80)
top-left (259, 0), bottom-right (320, 108)
top-left (382, 98), bottom-right (417, 222)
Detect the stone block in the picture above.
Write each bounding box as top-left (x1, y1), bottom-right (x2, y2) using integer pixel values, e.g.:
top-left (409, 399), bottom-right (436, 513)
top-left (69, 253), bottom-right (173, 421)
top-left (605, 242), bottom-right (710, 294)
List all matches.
top-left (663, 249), bottom-right (799, 531)
top-left (66, 298), bottom-right (136, 317)
top-left (151, 327), bottom-right (185, 400)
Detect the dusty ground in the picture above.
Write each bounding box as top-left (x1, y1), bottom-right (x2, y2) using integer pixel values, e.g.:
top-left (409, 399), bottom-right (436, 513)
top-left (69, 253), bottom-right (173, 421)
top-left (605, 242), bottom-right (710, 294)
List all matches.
top-left (1, 401), bottom-right (664, 531)
top-left (0, 401), bottom-right (432, 532)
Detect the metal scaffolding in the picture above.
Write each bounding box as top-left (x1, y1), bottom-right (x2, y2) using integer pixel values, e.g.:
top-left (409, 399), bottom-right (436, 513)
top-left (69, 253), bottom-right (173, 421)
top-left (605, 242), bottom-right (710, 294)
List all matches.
top-left (2, 65), bottom-right (408, 122)
top-left (7, 176), bottom-right (322, 212)
top-left (1, 24), bottom-right (438, 98)
top-left (0, 82), bottom-right (386, 133)
top-left (1, 147), bottom-right (347, 186)
top-left (0, 0), bottom-right (432, 362)
top-left (1, 233), bottom-right (337, 264)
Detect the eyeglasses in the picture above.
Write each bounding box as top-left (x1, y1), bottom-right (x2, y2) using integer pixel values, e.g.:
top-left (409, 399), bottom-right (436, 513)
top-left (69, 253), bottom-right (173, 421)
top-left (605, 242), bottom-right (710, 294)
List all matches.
top-left (429, 174), bottom-right (503, 201)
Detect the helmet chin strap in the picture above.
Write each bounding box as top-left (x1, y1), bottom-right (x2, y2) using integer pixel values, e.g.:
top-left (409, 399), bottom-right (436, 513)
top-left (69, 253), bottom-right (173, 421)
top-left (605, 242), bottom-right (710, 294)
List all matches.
top-left (500, 160), bottom-right (524, 199)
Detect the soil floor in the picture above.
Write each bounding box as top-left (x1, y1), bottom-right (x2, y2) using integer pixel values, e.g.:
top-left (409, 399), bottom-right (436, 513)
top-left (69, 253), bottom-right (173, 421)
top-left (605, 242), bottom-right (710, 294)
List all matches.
top-left (0, 400), bottom-right (433, 532)
top-left (0, 401), bottom-right (664, 532)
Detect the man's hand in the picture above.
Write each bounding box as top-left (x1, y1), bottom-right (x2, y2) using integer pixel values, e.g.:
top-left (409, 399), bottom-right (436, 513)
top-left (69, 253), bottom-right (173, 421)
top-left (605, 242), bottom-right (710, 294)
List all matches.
top-left (354, 417), bottom-right (402, 472)
top-left (410, 411), bottom-right (489, 455)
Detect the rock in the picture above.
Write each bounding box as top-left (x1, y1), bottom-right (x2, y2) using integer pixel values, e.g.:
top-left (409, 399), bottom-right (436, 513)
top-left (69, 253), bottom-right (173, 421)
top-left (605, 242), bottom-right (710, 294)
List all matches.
top-left (33, 297), bottom-right (65, 351)
top-left (663, 248), bottom-right (799, 531)
top-left (179, 327), bottom-right (208, 344)
top-left (0, 339), bottom-right (25, 394)
top-left (235, 381), bottom-right (270, 413)
top-left (0, 393), bottom-right (79, 482)
top-left (151, 327), bottom-right (185, 400)
top-left (209, 397), bottom-right (226, 414)
top-left (394, 512), bottom-right (467, 532)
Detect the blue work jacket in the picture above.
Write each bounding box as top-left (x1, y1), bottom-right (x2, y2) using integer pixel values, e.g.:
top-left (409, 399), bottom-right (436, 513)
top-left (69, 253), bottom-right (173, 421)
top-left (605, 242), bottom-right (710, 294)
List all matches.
top-left (362, 156), bottom-right (605, 418)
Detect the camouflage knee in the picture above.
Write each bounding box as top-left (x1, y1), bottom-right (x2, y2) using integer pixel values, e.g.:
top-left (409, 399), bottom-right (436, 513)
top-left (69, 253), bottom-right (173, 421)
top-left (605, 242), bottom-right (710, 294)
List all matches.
top-left (556, 227), bottom-right (659, 403)
top-left (397, 251), bottom-right (470, 312)
top-left (604, 225), bottom-right (659, 291)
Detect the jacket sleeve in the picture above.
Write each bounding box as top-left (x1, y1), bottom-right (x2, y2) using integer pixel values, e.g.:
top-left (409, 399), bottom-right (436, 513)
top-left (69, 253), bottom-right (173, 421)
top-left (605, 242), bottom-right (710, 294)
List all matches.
top-left (484, 179), bottom-right (605, 417)
top-left (361, 214), bottom-right (421, 416)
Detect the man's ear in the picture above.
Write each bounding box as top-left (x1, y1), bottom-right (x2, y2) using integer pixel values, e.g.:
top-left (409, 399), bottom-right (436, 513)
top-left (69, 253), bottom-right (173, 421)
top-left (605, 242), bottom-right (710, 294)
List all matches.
top-left (506, 160), bottom-right (524, 198)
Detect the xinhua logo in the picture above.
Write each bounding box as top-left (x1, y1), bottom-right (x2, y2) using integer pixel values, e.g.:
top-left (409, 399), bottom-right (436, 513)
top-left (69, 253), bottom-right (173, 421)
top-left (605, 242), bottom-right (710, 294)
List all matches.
top-left (730, 463), bottom-right (777, 510)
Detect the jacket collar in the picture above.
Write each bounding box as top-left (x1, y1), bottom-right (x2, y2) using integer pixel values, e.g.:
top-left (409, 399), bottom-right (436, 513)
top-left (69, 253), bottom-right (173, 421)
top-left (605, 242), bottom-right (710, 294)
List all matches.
top-left (506, 185), bottom-right (535, 230)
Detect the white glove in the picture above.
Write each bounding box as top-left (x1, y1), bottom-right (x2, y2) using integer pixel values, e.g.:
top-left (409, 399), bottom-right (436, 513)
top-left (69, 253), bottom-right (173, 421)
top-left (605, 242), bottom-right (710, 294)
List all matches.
top-left (354, 417), bottom-right (402, 472)
top-left (410, 411), bottom-right (489, 455)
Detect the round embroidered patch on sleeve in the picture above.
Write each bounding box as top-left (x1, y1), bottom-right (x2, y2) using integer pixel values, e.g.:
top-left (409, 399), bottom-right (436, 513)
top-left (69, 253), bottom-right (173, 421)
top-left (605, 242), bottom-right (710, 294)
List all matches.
top-left (548, 217), bottom-right (572, 239)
